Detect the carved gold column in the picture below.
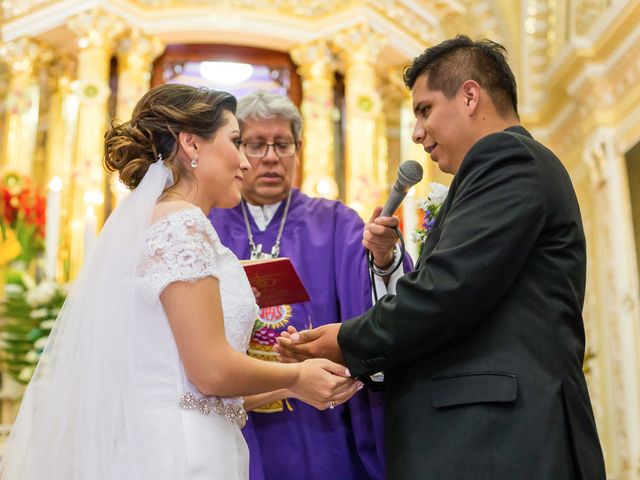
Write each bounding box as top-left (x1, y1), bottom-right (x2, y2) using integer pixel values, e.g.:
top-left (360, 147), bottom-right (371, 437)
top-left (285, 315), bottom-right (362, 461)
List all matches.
top-left (290, 40), bottom-right (338, 199)
top-left (111, 29), bottom-right (164, 208)
top-left (0, 64), bottom-right (9, 167)
top-left (582, 129), bottom-right (640, 478)
top-left (44, 57), bottom-right (79, 281)
top-left (67, 9), bottom-right (125, 279)
top-left (0, 39), bottom-right (48, 176)
top-left (115, 29), bottom-right (164, 122)
top-left (335, 25), bottom-right (387, 219)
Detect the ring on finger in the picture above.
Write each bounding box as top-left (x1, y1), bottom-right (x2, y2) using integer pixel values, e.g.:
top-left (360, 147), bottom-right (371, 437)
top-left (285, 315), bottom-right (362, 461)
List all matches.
top-left (329, 400), bottom-right (336, 409)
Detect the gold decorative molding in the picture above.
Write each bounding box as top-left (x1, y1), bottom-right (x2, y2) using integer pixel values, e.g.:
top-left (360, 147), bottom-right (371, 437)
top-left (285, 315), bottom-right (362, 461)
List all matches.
top-left (132, 0), bottom-right (344, 16)
top-left (0, 37), bottom-right (52, 76)
top-left (0, 0), bottom-right (56, 21)
top-left (333, 23), bottom-right (387, 69)
top-left (290, 39), bottom-right (334, 81)
top-left (67, 8), bottom-right (126, 50)
top-left (366, 0), bottom-right (440, 45)
top-left (0, 0), bottom-right (514, 84)
top-left (573, 0), bottom-right (611, 37)
top-left (524, 1), bottom-right (639, 128)
top-left (117, 28), bottom-right (165, 75)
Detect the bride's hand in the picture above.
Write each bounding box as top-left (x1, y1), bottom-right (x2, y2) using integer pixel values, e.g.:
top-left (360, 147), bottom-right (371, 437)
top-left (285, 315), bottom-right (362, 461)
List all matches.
top-left (289, 358), bottom-right (363, 410)
top-left (251, 287), bottom-right (261, 302)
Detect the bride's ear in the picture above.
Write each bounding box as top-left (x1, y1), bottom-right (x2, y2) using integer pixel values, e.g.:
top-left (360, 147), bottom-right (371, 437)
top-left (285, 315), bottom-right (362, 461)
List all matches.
top-left (178, 132), bottom-right (198, 158)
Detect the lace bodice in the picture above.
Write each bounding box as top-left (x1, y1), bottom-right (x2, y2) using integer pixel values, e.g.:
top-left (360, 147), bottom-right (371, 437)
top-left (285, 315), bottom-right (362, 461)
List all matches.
top-left (138, 207), bottom-right (258, 353)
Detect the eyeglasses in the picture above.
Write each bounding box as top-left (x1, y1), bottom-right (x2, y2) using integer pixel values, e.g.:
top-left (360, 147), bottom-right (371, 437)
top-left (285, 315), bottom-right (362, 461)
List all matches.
top-left (241, 142), bottom-right (297, 159)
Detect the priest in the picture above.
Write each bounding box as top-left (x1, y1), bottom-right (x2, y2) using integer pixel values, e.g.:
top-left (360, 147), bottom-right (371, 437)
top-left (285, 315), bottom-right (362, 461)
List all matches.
top-left (208, 90), bottom-right (410, 480)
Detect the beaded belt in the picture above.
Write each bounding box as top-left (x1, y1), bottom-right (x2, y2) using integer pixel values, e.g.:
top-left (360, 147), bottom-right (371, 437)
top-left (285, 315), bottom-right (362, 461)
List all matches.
top-left (179, 392), bottom-right (248, 428)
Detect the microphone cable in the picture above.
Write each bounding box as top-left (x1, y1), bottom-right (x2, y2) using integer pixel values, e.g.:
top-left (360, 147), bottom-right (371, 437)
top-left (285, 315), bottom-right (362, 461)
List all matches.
top-left (368, 226), bottom-right (405, 303)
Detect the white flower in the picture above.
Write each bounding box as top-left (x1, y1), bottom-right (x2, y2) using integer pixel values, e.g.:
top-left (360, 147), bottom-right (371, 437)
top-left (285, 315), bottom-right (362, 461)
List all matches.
top-left (34, 337), bottom-right (49, 350)
top-left (427, 182), bottom-right (449, 205)
top-left (25, 349), bottom-right (40, 363)
top-left (4, 284), bottom-right (23, 295)
top-left (22, 273), bottom-right (36, 290)
top-left (414, 183), bottom-right (449, 253)
top-left (26, 281), bottom-right (57, 306)
top-left (18, 366), bottom-right (35, 383)
top-left (417, 198), bottom-right (430, 211)
top-left (40, 319), bottom-right (56, 330)
top-left (29, 308), bottom-right (49, 319)
top-left (58, 283), bottom-right (70, 296)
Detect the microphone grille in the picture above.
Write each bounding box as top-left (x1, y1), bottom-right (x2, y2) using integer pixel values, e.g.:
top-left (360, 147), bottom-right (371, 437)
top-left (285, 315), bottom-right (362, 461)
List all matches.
top-left (397, 160), bottom-right (424, 186)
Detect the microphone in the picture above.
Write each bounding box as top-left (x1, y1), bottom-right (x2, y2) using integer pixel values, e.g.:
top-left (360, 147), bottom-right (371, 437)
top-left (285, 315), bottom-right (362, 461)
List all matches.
top-left (380, 160), bottom-right (424, 217)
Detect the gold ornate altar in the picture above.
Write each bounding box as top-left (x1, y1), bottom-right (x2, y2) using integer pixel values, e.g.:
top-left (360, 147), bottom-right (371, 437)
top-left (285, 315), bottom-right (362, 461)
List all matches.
top-left (1, 1), bottom-right (640, 478)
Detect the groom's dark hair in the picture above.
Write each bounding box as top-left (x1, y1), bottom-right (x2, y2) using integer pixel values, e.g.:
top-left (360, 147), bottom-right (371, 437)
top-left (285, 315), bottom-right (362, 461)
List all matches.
top-left (403, 34), bottom-right (519, 119)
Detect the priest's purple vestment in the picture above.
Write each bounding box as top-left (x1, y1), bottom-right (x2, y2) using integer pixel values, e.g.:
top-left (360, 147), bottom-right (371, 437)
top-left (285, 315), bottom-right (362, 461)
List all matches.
top-left (209, 189), bottom-right (389, 480)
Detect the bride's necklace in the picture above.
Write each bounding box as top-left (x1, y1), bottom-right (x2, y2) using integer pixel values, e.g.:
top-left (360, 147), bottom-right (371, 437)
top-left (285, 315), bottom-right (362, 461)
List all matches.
top-left (241, 190), bottom-right (292, 260)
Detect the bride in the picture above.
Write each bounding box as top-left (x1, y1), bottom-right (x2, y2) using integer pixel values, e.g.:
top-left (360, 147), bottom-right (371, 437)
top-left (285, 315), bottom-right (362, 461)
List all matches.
top-left (0, 84), bottom-right (360, 479)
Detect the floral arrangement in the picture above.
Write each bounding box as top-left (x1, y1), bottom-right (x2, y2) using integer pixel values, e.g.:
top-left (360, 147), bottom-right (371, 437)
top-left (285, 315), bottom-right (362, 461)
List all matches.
top-left (0, 172), bottom-right (64, 385)
top-left (413, 182), bottom-right (449, 254)
top-left (0, 272), bottom-right (67, 384)
top-left (0, 172), bottom-right (46, 265)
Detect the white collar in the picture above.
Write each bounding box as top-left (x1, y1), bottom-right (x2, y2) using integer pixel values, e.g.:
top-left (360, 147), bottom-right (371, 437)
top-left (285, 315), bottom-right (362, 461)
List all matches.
top-left (244, 200), bottom-right (283, 232)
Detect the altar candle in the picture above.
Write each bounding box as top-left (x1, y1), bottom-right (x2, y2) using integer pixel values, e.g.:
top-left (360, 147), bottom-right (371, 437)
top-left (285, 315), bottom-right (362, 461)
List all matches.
top-left (45, 177), bottom-right (63, 279)
top-left (83, 205), bottom-right (97, 262)
top-left (403, 186), bottom-right (418, 260)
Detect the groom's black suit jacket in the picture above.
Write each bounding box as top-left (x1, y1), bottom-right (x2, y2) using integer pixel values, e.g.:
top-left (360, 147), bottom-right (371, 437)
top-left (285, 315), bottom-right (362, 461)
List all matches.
top-left (339, 126), bottom-right (606, 479)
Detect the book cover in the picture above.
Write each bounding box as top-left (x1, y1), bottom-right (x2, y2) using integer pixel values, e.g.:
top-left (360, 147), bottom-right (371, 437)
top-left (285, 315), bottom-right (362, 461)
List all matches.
top-left (241, 257), bottom-right (310, 308)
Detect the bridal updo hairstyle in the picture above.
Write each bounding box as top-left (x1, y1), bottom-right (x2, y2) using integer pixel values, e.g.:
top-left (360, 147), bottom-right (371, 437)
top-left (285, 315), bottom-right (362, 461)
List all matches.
top-left (104, 84), bottom-right (237, 190)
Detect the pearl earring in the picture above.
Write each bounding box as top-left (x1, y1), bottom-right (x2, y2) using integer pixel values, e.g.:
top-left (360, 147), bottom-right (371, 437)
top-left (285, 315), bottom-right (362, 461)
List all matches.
top-left (191, 156), bottom-right (198, 168)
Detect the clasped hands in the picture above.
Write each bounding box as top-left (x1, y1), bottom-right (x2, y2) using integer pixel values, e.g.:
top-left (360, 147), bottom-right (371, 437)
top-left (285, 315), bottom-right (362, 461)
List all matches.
top-left (275, 324), bottom-right (353, 410)
top-left (258, 209), bottom-right (398, 410)
top-left (274, 208), bottom-right (398, 368)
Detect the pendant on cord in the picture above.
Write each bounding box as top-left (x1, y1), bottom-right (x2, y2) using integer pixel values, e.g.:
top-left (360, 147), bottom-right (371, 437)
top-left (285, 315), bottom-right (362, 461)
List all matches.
top-left (250, 244), bottom-right (280, 260)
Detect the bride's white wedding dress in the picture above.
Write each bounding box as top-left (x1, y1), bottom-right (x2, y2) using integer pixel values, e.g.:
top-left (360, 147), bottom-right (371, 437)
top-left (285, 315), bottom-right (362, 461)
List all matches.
top-left (111, 207), bottom-right (258, 479)
top-left (0, 162), bottom-right (258, 480)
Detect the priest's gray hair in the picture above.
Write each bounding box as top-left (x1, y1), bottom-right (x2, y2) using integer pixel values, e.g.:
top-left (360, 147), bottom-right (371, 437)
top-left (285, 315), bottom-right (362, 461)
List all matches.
top-left (236, 90), bottom-right (303, 142)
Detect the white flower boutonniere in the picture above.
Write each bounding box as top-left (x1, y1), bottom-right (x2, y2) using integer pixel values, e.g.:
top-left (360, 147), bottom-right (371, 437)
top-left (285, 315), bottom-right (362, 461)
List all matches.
top-left (413, 182), bottom-right (449, 254)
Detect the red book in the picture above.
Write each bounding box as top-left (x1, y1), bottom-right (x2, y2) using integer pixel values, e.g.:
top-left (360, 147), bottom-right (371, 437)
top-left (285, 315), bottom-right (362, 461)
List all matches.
top-left (241, 257), bottom-right (310, 308)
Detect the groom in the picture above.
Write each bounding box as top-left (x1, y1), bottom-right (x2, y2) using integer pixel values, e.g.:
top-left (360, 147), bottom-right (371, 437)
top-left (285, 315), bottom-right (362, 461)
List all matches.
top-left (276, 35), bottom-right (606, 479)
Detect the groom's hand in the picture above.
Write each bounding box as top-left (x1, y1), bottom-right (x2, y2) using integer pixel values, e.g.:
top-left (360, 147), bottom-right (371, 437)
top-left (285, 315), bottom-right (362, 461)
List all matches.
top-left (364, 206), bottom-right (399, 269)
top-left (275, 323), bottom-right (345, 365)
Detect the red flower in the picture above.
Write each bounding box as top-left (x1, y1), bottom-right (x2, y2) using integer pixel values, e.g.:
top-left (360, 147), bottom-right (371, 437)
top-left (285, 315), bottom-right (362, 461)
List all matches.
top-left (1, 172), bottom-right (46, 260)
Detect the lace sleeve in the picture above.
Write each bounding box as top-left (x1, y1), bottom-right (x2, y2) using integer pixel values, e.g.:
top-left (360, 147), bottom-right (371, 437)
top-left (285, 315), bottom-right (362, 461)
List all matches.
top-left (140, 208), bottom-right (222, 297)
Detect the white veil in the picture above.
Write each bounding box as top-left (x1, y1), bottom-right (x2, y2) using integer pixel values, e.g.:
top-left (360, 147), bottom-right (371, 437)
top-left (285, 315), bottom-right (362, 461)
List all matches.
top-left (0, 160), bottom-right (176, 479)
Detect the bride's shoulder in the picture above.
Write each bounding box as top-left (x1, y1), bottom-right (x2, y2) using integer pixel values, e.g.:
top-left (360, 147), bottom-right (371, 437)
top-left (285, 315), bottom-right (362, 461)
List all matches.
top-left (152, 200), bottom-right (200, 224)
top-left (148, 201), bottom-right (216, 244)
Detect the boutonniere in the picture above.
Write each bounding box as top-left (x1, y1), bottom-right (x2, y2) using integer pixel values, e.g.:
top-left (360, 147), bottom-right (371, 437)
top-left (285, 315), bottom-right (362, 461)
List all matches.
top-left (413, 182), bottom-right (449, 254)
